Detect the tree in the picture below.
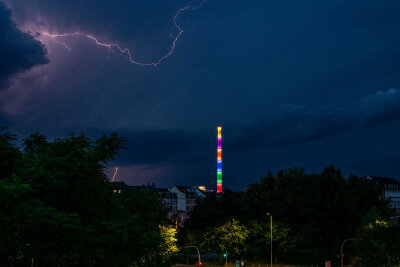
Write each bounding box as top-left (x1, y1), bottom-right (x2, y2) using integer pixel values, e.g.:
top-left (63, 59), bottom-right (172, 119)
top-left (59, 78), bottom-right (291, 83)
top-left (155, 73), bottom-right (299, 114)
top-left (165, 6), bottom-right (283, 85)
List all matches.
top-left (352, 209), bottom-right (400, 266)
top-left (241, 167), bottom-right (390, 263)
top-left (184, 190), bottom-right (243, 246)
top-left (0, 127), bottom-right (20, 180)
top-left (0, 129), bottom-right (174, 266)
top-left (246, 220), bottom-right (297, 262)
top-left (202, 220), bottom-right (248, 262)
top-left (159, 226), bottom-right (179, 265)
top-left (0, 177), bottom-right (83, 266)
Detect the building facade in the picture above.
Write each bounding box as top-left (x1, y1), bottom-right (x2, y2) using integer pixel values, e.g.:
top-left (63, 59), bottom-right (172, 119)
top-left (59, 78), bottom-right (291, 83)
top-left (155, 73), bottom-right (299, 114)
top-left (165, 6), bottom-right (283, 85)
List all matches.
top-left (109, 181), bottom-right (206, 224)
top-left (367, 176), bottom-right (400, 214)
top-left (169, 185), bottom-right (205, 223)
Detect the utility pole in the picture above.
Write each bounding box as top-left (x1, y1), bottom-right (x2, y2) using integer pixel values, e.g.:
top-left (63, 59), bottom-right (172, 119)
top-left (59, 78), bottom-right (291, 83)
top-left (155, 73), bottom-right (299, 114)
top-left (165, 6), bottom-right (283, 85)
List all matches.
top-left (267, 213), bottom-right (273, 267)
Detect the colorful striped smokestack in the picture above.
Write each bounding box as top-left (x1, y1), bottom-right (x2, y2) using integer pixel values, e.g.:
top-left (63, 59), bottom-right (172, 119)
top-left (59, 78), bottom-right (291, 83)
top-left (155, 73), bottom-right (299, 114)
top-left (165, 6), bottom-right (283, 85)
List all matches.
top-left (217, 126), bottom-right (222, 193)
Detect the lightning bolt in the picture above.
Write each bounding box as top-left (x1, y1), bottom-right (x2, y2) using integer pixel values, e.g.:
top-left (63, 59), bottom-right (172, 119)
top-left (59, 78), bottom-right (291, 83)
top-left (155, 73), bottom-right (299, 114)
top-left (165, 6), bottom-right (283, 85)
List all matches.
top-left (41, 1), bottom-right (207, 67)
top-left (111, 167), bottom-right (119, 182)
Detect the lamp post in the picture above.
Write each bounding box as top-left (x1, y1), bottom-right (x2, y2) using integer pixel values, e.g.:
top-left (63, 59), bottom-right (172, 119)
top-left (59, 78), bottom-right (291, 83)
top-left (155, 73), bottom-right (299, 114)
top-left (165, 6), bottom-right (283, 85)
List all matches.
top-left (340, 238), bottom-right (356, 267)
top-left (267, 213), bottom-right (273, 267)
top-left (185, 246), bottom-right (201, 266)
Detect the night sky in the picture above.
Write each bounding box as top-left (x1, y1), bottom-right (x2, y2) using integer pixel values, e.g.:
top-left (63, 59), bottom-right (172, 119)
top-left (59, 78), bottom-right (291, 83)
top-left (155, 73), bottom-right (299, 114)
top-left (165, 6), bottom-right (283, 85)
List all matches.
top-left (1, 0), bottom-right (400, 190)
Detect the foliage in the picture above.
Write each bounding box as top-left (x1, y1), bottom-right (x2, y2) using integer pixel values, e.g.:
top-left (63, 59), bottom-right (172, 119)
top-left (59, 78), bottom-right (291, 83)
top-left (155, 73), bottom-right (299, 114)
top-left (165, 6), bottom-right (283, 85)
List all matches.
top-left (241, 166), bottom-right (390, 263)
top-left (352, 210), bottom-right (400, 267)
top-left (184, 166), bottom-right (391, 265)
top-left (184, 190), bottom-right (243, 246)
top-left (0, 128), bottom-right (173, 266)
top-left (0, 177), bottom-right (83, 266)
top-left (2, 127), bottom-right (392, 266)
top-left (202, 220), bottom-right (248, 260)
top-left (246, 220), bottom-right (297, 261)
top-left (0, 127), bottom-right (20, 179)
top-left (159, 226), bottom-right (179, 265)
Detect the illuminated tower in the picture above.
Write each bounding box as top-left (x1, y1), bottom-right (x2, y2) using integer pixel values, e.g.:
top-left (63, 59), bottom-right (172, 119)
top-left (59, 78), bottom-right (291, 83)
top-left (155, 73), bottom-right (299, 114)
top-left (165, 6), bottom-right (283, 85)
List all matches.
top-left (217, 126), bottom-right (223, 193)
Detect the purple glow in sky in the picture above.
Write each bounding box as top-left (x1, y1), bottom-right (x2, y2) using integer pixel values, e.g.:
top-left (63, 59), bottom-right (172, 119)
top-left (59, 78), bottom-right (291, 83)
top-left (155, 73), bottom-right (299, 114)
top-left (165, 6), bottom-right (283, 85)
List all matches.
top-left (1, 0), bottom-right (400, 189)
top-left (40, 1), bottom-right (207, 67)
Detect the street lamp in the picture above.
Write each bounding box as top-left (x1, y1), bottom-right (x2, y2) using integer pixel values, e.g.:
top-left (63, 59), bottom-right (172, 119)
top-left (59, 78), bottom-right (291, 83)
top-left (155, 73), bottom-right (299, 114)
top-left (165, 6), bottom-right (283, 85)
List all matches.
top-left (185, 246), bottom-right (201, 266)
top-left (267, 213), bottom-right (273, 267)
top-left (340, 238), bottom-right (356, 267)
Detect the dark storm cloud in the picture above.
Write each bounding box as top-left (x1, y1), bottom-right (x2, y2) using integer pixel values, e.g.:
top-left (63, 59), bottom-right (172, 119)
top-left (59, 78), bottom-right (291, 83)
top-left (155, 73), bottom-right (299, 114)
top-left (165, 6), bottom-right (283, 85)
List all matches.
top-left (4, 0), bottom-right (199, 61)
top-left (361, 89), bottom-right (400, 128)
top-left (111, 88), bottom-right (400, 165)
top-left (0, 110), bottom-right (11, 126)
top-left (95, 128), bottom-right (211, 165)
top-left (5, 0), bottom-right (178, 31)
top-left (346, 157), bottom-right (400, 179)
top-left (0, 2), bottom-right (48, 90)
top-left (118, 129), bottom-right (196, 165)
top-left (229, 89), bottom-right (400, 151)
top-left (2, 0), bottom-right (400, 188)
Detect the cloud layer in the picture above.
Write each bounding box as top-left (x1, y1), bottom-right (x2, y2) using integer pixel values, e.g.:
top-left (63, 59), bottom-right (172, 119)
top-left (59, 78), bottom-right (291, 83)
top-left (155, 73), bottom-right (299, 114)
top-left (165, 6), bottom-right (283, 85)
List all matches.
top-left (96, 89), bottom-right (400, 168)
top-left (1, 0), bottom-right (400, 188)
top-left (0, 2), bottom-right (48, 90)
top-left (229, 89), bottom-right (400, 151)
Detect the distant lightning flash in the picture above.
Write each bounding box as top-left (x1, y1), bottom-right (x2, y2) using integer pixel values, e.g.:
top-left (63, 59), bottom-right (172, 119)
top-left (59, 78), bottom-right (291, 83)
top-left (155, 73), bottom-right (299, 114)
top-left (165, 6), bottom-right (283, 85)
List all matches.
top-left (111, 167), bottom-right (119, 182)
top-left (42, 1), bottom-right (207, 67)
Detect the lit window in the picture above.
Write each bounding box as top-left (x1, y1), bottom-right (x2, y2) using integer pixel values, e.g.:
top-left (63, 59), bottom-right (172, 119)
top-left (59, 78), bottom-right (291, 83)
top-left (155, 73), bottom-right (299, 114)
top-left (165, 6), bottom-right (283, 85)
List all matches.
top-left (113, 190), bottom-right (117, 193)
top-left (118, 190), bottom-right (121, 194)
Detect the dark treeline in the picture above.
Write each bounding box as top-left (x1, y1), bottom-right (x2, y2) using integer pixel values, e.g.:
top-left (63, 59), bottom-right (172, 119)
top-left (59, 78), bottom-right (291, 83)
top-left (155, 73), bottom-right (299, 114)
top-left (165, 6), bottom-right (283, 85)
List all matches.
top-left (1, 127), bottom-right (399, 266)
top-left (183, 167), bottom-right (400, 266)
top-left (0, 128), bottom-right (177, 266)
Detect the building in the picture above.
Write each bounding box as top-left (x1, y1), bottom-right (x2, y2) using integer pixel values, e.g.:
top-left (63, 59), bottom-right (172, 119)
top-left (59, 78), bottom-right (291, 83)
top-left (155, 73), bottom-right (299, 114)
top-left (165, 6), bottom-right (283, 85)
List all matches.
top-left (367, 176), bottom-right (400, 214)
top-left (169, 185), bottom-right (206, 223)
top-left (108, 181), bottom-right (206, 223)
top-left (153, 188), bottom-right (178, 219)
top-left (109, 181), bottom-right (130, 194)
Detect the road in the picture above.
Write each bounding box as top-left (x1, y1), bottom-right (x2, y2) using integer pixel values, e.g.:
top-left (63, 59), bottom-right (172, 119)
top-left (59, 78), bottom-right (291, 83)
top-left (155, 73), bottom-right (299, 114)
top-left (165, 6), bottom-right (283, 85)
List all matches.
top-left (175, 264), bottom-right (303, 267)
